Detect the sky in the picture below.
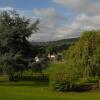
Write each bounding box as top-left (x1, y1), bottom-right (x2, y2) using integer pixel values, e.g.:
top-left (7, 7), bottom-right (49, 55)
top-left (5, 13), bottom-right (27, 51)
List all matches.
top-left (0, 0), bottom-right (100, 42)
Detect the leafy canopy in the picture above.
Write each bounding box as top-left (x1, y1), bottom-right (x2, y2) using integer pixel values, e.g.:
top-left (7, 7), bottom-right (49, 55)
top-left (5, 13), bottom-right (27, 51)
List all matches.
top-left (0, 11), bottom-right (39, 80)
top-left (65, 30), bottom-right (100, 79)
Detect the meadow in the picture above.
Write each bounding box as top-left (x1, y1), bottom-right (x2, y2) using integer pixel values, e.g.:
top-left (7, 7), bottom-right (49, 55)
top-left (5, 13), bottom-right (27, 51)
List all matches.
top-left (0, 62), bottom-right (100, 100)
top-left (0, 81), bottom-right (100, 100)
top-left (0, 9), bottom-right (100, 100)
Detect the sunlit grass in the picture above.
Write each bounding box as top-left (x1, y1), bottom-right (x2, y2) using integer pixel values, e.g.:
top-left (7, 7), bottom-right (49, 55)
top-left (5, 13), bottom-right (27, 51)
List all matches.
top-left (0, 84), bottom-right (100, 100)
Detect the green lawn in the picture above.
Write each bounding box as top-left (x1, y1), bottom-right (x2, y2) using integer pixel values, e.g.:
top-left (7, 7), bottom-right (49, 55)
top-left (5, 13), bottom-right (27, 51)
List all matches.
top-left (43, 61), bottom-right (67, 74)
top-left (0, 62), bottom-right (100, 100)
top-left (0, 81), bottom-right (100, 100)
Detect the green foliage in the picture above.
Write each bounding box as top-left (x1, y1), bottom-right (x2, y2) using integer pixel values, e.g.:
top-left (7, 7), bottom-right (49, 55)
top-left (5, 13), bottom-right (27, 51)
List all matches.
top-left (51, 80), bottom-right (70, 92)
top-left (73, 77), bottom-right (99, 91)
top-left (75, 77), bottom-right (99, 84)
top-left (31, 62), bottom-right (43, 73)
top-left (0, 52), bottom-right (26, 81)
top-left (0, 11), bottom-right (39, 55)
top-left (31, 38), bottom-right (78, 56)
top-left (0, 11), bottom-right (39, 80)
top-left (44, 62), bottom-right (69, 91)
top-left (30, 55), bottom-right (49, 74)
top-left (47, 31), bottom-right (100, 92)
top-left (44, 62), bottom-right (67, 78)
top-left (65, 30), bottom-right (100, 80)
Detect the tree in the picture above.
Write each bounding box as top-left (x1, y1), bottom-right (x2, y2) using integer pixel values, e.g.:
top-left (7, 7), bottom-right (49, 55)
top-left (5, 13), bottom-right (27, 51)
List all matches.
top-left (49, 30), bottom-right (100, 91)
top-left (0, 11), bottom-right (39, 81)
top-left (65, 30), bottom-right (100, 82)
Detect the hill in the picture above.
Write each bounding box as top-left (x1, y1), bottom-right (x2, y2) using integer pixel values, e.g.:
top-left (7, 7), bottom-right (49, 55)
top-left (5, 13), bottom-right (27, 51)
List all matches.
top-left (30, 37), bottom-right (79, 46)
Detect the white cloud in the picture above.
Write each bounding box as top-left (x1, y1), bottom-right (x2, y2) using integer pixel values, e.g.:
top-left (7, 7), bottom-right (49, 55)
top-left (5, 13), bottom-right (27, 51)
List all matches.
top-left (0, 7), bottom-right (34, 18)
top-left (53, 0), bottom-right (100, 15)
top-left (30, 6), bottom-right (100, 41)
top-left (33, 8), bottom-right (67, 22)
top-left (29, 0), bottom-right (100, 42)
top-left (30, 0), bottom-right (100, 41)
top-left (29, 8), bottom-right (68, 41)
top-left (75, 14), bottom-right (100, 30)
top-left (54, 13), bottom-right (100, 40)
top-left (0, 6), bottom-right (100, 42)
top-left (0, 7), bottom-right (14, 11)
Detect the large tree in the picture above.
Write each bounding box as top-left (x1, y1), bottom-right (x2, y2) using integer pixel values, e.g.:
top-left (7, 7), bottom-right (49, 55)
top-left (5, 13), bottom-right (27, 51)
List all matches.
top-left (49, 31), bottom-right (100, 91)
top-left (0, 11), bottom-right (39, 80)
top-left (65, 31), bottom-right (100, 80)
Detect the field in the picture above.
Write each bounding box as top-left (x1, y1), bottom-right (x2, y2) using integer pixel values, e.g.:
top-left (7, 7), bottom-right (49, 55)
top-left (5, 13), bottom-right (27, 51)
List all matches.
top-left (0, 62), bottom-right (100, 100)
top-left (0, 85), bottom-right (100, 100)
top-left (0, 81), bottom-right (100, 100)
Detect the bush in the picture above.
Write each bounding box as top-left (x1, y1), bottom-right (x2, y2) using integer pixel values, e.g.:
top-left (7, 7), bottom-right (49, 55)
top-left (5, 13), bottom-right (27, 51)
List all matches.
top-left (76, 77), bottom-right (99, 84)
top-left (51, 80), bottom-right (70, 92)
top-left (73, 77), bottom-right (99, 91)
top-left (50, 76), bottom-right (99, 92)
top-left (45, 62), bottom-right (100, 92)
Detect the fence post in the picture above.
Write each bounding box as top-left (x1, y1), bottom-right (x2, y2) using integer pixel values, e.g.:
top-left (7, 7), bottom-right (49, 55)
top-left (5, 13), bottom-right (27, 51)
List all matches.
top-left (99, 79), bottom-right (100, 88)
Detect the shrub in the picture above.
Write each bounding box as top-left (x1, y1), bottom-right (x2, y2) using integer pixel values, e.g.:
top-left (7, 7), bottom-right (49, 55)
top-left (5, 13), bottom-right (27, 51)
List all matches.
top-left (73, 77), bottom-right (99, 91)
top-left (51, 77), bottom-right (99, 92)
top-left (51, 80), bottom-right (70, 92)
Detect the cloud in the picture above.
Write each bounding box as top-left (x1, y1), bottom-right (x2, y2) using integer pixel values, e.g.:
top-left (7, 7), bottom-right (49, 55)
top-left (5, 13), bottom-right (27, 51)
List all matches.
top-left (29, 8), bottom-right (68, 41)
top-left (0, 7), bottom-right (34, 18)
top-left (53, 0), bottom-right (100, 15)
top-left (0, 7), bottom-right (14, 11)
top-left (0, 6), bottom-right (100, 42)
top-left (29, 0), bottom-right (100, 42)
top-left (33, 8), bottom-right (67, 22)
top-left (32, 13), bottom-right (100, 42)
top-left (0, 7), bottom-right (68, 41)
top-left (54, 13), bottom-right (100, 39)
top-left (30, 6), bottom-right (100, 41)
top-left (75, 14), bottom-right (100, 30)
top-left (30, 0), bottom-right (100, 41)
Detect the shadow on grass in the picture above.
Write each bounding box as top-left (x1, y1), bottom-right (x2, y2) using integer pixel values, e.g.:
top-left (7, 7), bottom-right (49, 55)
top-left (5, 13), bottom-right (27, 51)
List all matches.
top-left (0, 80), bottom-right (49, 87)
top-left (0, 75), bottom-right (49, 87)
top-left (0, 76), bottom-right (49, 87)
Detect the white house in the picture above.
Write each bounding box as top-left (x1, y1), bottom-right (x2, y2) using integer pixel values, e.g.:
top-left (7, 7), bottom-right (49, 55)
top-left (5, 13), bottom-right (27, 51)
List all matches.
top-left (48, 54), bottom-right (56, 61)
top-left (35, 56), bottom-right (40, 62)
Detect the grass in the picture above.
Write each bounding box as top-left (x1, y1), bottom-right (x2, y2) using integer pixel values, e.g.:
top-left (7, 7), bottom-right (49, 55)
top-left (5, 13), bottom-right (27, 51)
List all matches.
top-left (0, 86), bottom-right (100, 100)
top-left (0, 62), bottom-right (100, 100)
top-left (0, 81), bottom-right (100, 100)
top-left (43, 61), bottom-right (67, 74)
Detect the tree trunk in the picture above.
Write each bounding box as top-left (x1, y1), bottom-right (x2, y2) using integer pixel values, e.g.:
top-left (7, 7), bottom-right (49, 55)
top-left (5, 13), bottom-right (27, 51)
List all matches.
top-left (8, 75), bottom-right (14, 81)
